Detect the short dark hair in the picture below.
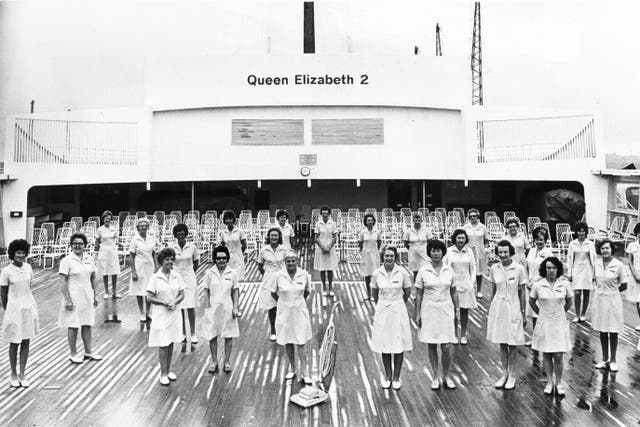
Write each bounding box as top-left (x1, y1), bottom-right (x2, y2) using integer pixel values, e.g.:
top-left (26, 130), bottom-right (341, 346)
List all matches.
top-left (494, 239), bottom-right (515, 256)
top-left (212, 245), bottom-right (230, 259)
top-left (505, 218), bottom-right (520, 229)
top-left (157, 247), bottom-right (176, 264)
top-left (427, 239), bottom-right (447, 256)
top-left (451, 228), bottom-right (469, 244)
top-left (8, 239), bottom-right (30, 260)
top-left (596, 239), bottom-right (616, 255)
top-left (172, 223), bottom-right (189, 237)
top-left (222, 211), bottom-right (236, 222)
top-left (532, 226), bottom-right (549, 241)
top-left (539, 256), bottom-right (564, 278)
top-left (320, 206), bottom-right (331, 214)
top-left (276, 210), bottom-right (289, 220)
top-left (264, 227), bottom-right (283, 244)
top-left (468, 208), bottom-right (480, 217)
top-left (572, 221), bottom-right (589, 235)
top-left (101, 210), bottom-right (113, 221)
top-left (382, 246), bottom-right (398, 261)
top-left (363, 214), bottom-right (376, 226)
top-left (69, 233), bottom-right (88, 246)
top-left (633, 222), bottom-right (640, 236)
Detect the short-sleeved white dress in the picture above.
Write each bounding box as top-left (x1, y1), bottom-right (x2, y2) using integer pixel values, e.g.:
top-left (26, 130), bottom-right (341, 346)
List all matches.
top-left (486, 262), bottom-right (527, 345)
top-left (505, 233), bottom-right (530, 267)
top-left (592, 258), bottom-right (625, 333)
top-left (463, 222), bottom-right (488, 275)
top-left (273, 268), bottom-right (312, 345)
top-left (567, 239), bottom-right (596, 291)
top-left (96, 225), bottom-right (121, 276)
top-left (314, 219), bottom-right (338, 271)
top-left (403, 226), bottom-right (431, 273)
top-left (525, 246), bottom-right (555, 318)
top-left (172, 241), bottom-right (199, 309)
top-left (531, 278), bottom-right (572, 353)
top-left (359, 227), bottom-right (381, 277)
top-left (219, 227), bottom-right (246, 281)
top-left (58, 253), bottom-right (97, 328)
top-left (370, 265), bottom-right (412, 353)
top-left (147, 270), bottom-right (185, 347)
top-left (257, 244), bottom-right (287, 310)
top-left (129, 233), bottom-right (156, 296)
top-left (625, 240), bottom-right (640, 302)
top-left (444, 246), bottom-right (477, 309)
top-left (201, 266), bottom-right (240, 340)
top-left (278, 223), bottom-right (296, 250)
top-left (416, 263), bottom-right (456, 344)
top-left (1, 263), bottom-right (39, 344)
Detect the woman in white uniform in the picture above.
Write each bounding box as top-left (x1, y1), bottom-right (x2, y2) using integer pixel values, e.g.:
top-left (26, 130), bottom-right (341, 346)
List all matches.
top-left (130, 218), bottom-right (157, 323)
top-left (96, 210), bottom-right (121, 299)
top-left (444, 229), bottom-right (477, 345)
top-left (486, 240), bottom-right (528, 390)
top-left (567, 222), bottom-right (596, 323)
top-left (202, 246), bottom-right (240, 374)
top-left (271, 251), bottom-right (313, 384)
top-left (171, 223), bottom-right (200, 344)
top-left (463, 209), bottom-right (489, 299)
top-left (524, 227), bottom-right (554, 346)
top-left (359, 214), bottom-right (381, 301)
top-left (403, 213), bottom-right (431, 280)
top-left (504, 218), bottom-right (530, 267)
top-left (219, 211), bottom-right (247, 281)
top-left (59, 233), bottom-right (102, 364)
top-left (593, 239), bottom-right (627, 372)
top-left (371, 246), bottom-right (412, 390)
top-left (314, 206), bottom-right (338, 297)
top-left (276, 210), bottom-right (296, 251)
top-left (146, 247), bottom-right (185, 386)
top-left (625, 222), bottom-right (640, 330)
top-left (529, 257), bottom-right (572, 396)
top-left (258, 228), bottom-right (287, 341)
top-left (1, 239), bottom-right (39, 387)
top-left (415, 239), bottom-right (458, 390)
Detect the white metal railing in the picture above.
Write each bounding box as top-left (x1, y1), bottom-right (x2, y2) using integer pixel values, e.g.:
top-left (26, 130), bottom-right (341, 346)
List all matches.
top-left (476, 114), bottom-right (596, 164)
top-left (13, 117), bottom-right (138, 165)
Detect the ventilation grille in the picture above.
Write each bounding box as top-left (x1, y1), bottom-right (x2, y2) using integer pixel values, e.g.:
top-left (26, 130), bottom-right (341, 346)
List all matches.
top-left (231, 119), bottom-right (304, 146)
top-left (312, 118), bottom-right (383, 145)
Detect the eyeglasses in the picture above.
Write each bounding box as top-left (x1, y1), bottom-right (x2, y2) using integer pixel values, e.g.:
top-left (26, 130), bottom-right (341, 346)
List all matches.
top-left (215, 257), bottom-right (228, 261)
top-left (71, 242), bottom-right (85, 246)
top-left (469, 215), bottom-right (478, 218)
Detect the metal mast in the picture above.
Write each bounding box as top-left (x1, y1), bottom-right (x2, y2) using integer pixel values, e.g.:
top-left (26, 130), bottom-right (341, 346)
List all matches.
top-left (435, 23), bottom-right (442, 56)
top-left (471, 2), bottom-right (483, 105)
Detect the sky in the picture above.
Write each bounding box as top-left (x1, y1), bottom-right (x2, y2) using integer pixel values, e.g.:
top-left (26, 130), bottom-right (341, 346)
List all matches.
top-left (1, 0), bottom-right (638, 154)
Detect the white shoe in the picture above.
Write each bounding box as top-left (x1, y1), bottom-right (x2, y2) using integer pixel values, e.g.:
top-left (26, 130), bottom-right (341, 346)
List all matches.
top-left (609, 362), bottom-right (619, 372)
top-left (460, 336), bottom-right (468, 345)
top-left (381, 379), bottom-right (391, 389)
top-left (191, 335), bottom-right (198, 344)
top-left (285, 371), bottom-right (295, 380)
top-left (392, 379), bottom-right (401, 390)
top-left (524, 340), bottom-right (532, 346)
top-left (543, 383), bottom-right (553, 395)
top-left (494, 375), bottom-right (507, 389)
top-left (160, 376), bottom-right (170, 386)
top-left (635, 325), bottom-right (640, 331)
top-left (430, 378), bottom-right (440, 390)
top-left (69, 354), bottom-right (84, 364)
top-left (595, 361), bottom-right (608, 369)
top-left (572, 317), bottom-right (579, 323)
top-left (103, 294), bottom-right (109, 300)
top-left (579, 316), bottom-right (586, 322)
top-left (269, 334), bottom-right (276, 342)
top-left (477, 292), bottom-right (484, 299)
top-left (19, 379), bottom-right (30, 388)
top-left (504, 377), bottom-right (516, 390)
top-left (167, 372), bottom-right (177, 381)
top-left (556, 383), bottom-right (567, 396)
top-left (452, 337), bottom-right (459, 344)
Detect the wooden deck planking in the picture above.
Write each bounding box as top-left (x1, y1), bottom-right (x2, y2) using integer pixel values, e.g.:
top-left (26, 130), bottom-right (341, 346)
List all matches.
top-left (0, 242), bottom-right (638, 426)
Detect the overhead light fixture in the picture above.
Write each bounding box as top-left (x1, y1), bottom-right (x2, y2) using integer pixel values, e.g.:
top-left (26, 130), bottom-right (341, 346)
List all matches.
top-left (356, 179), bottom-right (361, 187)
top-left (146, 182), bottom-right (151, 191)
top-left (464, 179), bottom-right (469, 188)
top-left (257, 180), bottom-right (262, 189)
top-left (307, 179), bottom-right (312, 188)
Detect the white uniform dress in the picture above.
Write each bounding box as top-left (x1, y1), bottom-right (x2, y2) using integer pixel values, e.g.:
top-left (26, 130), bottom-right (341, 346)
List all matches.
top-left (531, 278), bottom-right (572, 353)
top-left (525, 246), bottom-right (555, 318)
top-left (567, 239), bottom-right (596, 291)
top-left (278, 223), bottom-right (295, 250)
top-left (505, 233), bottom-right (530, 267)
top-left (147, 270), bottom-right (185, 347)
top-left (201, 266), bottom-right (240, 340)
top-left (171, 242), bottom-right (199, 309)
top-left (58, 253), bottom-right (97, 328)
top-left (1, 263), bottom-right (39, 344)
top-left (129, 233), bottom-right (156, 296)
top-left (463, 222), bottom-right (488, 275)
top-left (416, 263), bottom-right (456, 344)
top-left (96, 225), bottom-right (121, 276)
top-left (359, 227), bottom-right (381, 277)
top-left (370, 265), bottom-right (413, 353)
top-left (625, 240), bottom-right (640, 302)
top-left (257, 244), bottom-right (287, 310)
top-left (486, 262), bottom-right (527, 345)
top-left (219, 227), bottom-right (246, 281)
top-left (273, 268), bottom-right (312, 345)
top-left (444, 246), bottom-right (477, 309)
top-left (403, 226), bottom-right (431, 273)
top-left (314, 219), bottom-right (338, 271)
top-left (592, 258), bottom-right (625, 333)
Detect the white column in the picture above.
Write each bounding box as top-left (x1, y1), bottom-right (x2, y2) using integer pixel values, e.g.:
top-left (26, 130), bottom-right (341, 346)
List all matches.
top-left (581, 174), bottom-right (608, 230)
top-left (1, 180), bottom-right (29, 244)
